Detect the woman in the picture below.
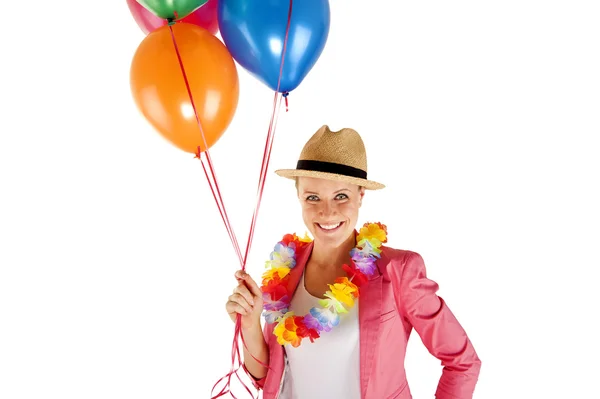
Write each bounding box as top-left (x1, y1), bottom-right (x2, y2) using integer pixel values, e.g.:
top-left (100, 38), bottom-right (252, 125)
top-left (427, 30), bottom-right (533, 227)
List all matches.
top-left (225, 125), bottom-right (481, 398)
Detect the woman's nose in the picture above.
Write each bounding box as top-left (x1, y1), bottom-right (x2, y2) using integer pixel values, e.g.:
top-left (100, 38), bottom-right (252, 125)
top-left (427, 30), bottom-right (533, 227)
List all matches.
top-left (319, 201), bottom-right (334, 217)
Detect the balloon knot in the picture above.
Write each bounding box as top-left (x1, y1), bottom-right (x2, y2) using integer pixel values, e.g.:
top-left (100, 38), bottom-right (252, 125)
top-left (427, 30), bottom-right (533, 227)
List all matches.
top-left (283, 92), bottom-right (289, 112)
top-left (168, 10), bottom-right (179, 25)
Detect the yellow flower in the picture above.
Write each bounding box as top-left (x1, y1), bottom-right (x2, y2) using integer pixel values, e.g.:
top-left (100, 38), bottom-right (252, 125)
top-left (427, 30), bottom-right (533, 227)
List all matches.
top-left (297, 233), bottom-right (312, 243)
top-left (262, 266), bottom-right (290, 283)
top-left (328, 279), bottom-right (358, 307)
top-left (357, 223), bottom-right (387, 247)
top-left (334, 277), bottom-right (359, 296)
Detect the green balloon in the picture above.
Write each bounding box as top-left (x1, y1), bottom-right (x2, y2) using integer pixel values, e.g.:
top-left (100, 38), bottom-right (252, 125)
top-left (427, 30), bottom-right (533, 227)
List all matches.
top-left (137, 0), bottom-right (208, 20)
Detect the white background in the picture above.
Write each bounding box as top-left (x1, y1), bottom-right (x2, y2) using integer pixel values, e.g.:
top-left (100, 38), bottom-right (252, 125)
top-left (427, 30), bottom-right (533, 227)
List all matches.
top-left (1, 1), bottom-right (599, 398)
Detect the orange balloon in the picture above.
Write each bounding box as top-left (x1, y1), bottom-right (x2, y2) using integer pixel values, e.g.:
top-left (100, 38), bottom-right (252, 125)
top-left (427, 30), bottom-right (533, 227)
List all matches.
top-left (130, 23), bottom-right (239, 154)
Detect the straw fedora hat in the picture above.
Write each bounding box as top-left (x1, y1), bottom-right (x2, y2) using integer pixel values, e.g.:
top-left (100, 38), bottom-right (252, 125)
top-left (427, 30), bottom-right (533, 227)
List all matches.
top-left (275, 125), bottom-right (385, 190)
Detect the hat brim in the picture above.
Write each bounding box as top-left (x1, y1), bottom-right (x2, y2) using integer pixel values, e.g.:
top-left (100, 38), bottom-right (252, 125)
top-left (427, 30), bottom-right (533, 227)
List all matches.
top-left (274, 169), bottom-right (385, 190)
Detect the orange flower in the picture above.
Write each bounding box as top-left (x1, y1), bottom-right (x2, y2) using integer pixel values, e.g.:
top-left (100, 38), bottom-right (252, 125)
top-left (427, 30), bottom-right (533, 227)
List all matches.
top-left (274, 313), bottom-right (302, 347)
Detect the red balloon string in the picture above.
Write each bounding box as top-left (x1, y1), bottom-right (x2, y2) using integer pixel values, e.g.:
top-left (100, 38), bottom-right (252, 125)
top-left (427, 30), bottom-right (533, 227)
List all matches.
top-left (219, 94), bottom-right (285, 395)
top-left (241, 0), bottom-right (293, 269)
top-left (169, 23), bottom-right (254, 397)
top-left (169, 0), bottom-right (294, 397)
top-left (214, 1), bottom-right (294, 397)
top-left (211, 91), bottom-right (285, 399)
top-left (169, 24), bottom-right (251, 396)
top-left (169, 24), bottom-right (244, 265)
top-left (196, 154), bottom-right (243, 263)
top-left (169, 22), bottom-right (264, 398)
top-left (241, 91), bottom-right (284, 269)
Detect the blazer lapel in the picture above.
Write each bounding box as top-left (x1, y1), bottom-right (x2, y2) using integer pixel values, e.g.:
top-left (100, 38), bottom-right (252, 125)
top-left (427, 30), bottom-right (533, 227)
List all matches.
top-left (359, 258), bottom-right (383, 398)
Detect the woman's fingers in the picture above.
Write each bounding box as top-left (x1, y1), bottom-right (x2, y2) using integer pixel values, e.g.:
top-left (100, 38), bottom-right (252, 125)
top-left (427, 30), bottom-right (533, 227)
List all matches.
top-left (243, 274), bottom-right (263, 299)
top-left (233, 283), bottom-right (255, 307)
top-left (234, 270), bottom-right (246, 280)
top-left (226, 300), bottom-right (249, 316)
top-left (234, 270), bottom-right (262, 299)
top-left (226, 293), bottom-right (253, 315)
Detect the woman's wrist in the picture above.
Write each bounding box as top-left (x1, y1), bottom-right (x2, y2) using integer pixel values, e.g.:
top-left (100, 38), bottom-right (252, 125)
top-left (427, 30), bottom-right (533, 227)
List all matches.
top-left (241, 322), bottom-right (263, 339)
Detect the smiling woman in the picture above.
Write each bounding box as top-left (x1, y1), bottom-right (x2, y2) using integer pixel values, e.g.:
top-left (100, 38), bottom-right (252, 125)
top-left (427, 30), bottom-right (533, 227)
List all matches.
top-left (297, 177), bottom-right (364, 250)
top-left (224, 125), bottom-right (482, 399)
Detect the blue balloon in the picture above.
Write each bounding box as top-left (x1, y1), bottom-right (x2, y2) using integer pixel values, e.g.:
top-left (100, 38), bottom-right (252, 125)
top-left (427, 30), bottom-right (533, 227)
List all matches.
top-left (218, 0), bottom-right (330, 93)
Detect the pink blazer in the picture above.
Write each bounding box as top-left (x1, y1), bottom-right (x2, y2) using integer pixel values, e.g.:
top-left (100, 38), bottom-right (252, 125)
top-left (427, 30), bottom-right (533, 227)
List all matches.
top-left (245, 243), bottom-right (481, 398)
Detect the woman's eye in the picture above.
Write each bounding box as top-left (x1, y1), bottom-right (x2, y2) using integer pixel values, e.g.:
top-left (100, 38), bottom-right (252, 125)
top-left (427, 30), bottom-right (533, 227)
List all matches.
top-left (306, 195), bottom-right (319, 201)
top-left (335, 193), bottom-right (349, 200)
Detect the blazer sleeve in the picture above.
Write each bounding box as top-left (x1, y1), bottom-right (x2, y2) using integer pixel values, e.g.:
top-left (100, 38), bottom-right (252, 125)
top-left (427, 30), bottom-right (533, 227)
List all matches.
top-left (242, 363), bottom-right (266, 390)
top-left (391, 251), bottom-right (481, 399)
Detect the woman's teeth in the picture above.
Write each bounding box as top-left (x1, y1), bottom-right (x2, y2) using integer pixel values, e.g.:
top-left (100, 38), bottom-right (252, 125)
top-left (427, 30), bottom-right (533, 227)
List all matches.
top-left (318, 222), bottom-right (341, 230)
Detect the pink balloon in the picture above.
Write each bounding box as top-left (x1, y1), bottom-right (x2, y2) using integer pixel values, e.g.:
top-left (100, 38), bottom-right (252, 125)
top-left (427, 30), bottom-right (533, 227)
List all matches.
top-left (126, 0), bottom-right (219, 35)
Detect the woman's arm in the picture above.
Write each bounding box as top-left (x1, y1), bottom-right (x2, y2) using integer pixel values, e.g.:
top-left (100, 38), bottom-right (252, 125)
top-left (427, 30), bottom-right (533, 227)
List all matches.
top-left (226, 270), bottom-right (270, 384)
top-left (241, 324), bottom-right (269, 380)
top-left (391, 252), bottom-right (481, 399)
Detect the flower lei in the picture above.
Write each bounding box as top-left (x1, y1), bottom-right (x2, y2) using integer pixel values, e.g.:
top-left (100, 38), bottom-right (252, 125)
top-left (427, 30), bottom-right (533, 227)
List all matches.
top-left (260, 222), bottom-right (387, 347)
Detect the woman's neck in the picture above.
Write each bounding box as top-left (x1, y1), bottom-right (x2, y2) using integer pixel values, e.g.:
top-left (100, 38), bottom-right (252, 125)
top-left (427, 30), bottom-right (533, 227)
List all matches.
top-left (309, 232), bottom-right (356, 272)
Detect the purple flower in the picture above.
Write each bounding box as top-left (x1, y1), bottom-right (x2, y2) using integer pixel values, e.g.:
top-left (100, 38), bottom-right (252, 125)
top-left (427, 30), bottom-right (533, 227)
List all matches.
top-left (350, 250), bottom-right (377, 275)
top-left (309, 307), bottom-right (339, 332)
top-left (262, 293), bottom-right (289, 312)
top-left (262, 294), bottom-right (289, 324)
top-left (263, 310), bottom-right (287, 324)
top-left (302, 313), bottom-right (324, 332)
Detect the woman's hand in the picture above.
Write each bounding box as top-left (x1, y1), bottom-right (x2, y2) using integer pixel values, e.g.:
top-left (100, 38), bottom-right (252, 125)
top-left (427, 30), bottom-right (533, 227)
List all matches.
top-left (225, 270), bottom-right (264, 330)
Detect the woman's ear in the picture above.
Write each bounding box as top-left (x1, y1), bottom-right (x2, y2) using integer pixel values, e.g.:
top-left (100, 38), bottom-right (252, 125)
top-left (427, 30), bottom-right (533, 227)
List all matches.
top-left (359, 186), bottom-right (365, 206)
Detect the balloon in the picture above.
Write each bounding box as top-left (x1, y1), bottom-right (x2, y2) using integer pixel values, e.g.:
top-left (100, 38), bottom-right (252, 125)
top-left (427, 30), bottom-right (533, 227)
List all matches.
top-left (130, 23), bottom-right (239, 154)
top-left (137, 0), bottom-right (207, 20)
top-left (127, 0), bottom-right (219, 35)
top-left (218, 0), bottom-right (330, 93)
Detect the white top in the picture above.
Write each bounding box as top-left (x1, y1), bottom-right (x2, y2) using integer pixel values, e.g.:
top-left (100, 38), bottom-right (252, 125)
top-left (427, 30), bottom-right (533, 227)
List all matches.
top-left (278, 272), bottom-right (361, 399)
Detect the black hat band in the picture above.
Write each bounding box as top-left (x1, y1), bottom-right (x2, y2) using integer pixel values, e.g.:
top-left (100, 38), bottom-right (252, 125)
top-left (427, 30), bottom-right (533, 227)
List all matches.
top-left (296, 160), bottom-right (367, 179)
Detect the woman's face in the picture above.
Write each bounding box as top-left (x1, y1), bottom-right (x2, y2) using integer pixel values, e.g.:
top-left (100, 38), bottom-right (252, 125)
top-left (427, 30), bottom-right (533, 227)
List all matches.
top-left (297, 177), bottom-right (365, 249)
